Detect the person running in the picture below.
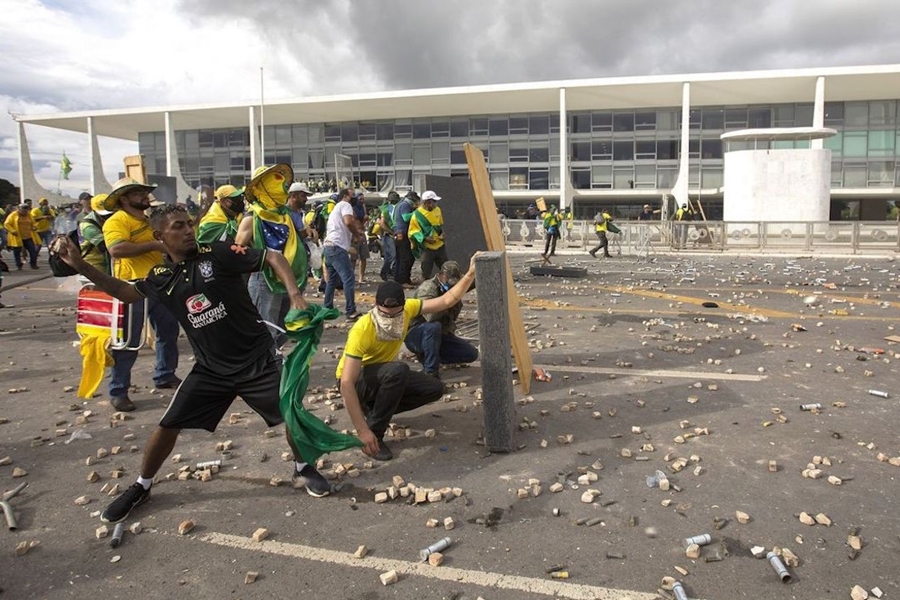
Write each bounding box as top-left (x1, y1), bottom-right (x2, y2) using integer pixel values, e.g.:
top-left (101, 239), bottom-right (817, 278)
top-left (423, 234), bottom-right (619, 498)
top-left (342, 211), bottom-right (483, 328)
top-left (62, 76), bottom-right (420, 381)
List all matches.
top-left (54, 204), bottom-right (332, 524)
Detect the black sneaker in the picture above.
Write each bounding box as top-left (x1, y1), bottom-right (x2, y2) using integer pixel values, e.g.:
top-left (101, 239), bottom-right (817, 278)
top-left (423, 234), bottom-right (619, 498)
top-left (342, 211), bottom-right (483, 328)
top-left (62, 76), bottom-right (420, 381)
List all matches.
top-left (373, 438), bottom-right (394, 462)
top-left (110, 396), bottom-right (136, 412)
top-left (101, 482), bottom-right (150, 523)
top-left (155, 376), bottom-right (182, 389)
top-left (292, 464), bottom-right (332, 498)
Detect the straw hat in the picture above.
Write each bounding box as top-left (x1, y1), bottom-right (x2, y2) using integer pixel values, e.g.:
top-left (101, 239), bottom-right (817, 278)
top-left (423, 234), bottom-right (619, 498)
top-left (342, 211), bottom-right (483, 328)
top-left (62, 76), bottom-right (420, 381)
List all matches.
top-left (107, 177), bottom-right (157, 206)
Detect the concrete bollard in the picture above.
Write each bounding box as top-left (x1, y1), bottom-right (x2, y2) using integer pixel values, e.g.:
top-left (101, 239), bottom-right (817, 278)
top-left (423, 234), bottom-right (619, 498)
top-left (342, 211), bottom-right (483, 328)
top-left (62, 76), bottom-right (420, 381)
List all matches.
top-left (475, 251), bottom-right (515, 453)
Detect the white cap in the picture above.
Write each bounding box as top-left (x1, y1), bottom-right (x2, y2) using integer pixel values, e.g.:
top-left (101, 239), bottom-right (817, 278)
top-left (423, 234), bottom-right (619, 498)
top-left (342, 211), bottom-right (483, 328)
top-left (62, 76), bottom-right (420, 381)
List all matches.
top-left (288, 182), bottom-right (312, 194)
top-left (421, 190), bottom-right (441, 201)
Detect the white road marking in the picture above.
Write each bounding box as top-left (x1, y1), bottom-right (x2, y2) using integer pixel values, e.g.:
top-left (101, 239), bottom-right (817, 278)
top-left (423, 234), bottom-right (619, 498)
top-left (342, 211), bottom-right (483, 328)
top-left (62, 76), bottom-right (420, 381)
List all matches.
top-left (194, 531), bottom-right (659, 600)
top-left (535, 364), bottom-right (765, 382)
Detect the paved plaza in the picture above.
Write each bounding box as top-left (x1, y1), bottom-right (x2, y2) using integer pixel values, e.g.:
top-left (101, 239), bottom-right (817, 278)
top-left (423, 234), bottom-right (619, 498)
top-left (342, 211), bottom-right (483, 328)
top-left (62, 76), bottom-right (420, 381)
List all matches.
top-left (0, 250), bottom-right (898, 599)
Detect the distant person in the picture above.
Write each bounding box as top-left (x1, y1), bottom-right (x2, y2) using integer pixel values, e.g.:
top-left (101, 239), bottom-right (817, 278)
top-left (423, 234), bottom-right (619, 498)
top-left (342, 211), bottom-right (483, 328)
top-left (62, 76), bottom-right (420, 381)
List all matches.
top-left (197, 185), bottom-right (244, 243)
top-left (392, 191), bottom-right (419, 288)
top-left (31, 198), bottom-right (56, 258)
top-left (589, 209), bottom-right (614, 258)
top-left (673, 202), bottom-right (695, 249)
top-left (638, 204), bottom-right (654, 221)
top-left (79, 193), bottom-right (114, 274)
top-left (323, 188), bottom-right (364, 320)
top-left (541, 205), bottom-right (561, 258)
top-left (4, 204), bottom-right (40, 270)
top-left (408, 190), bottom-right (446, 280)
top-left (351, 191), bottom-right (369, 283)
top-left (377, 191), bottom-right (400, 281)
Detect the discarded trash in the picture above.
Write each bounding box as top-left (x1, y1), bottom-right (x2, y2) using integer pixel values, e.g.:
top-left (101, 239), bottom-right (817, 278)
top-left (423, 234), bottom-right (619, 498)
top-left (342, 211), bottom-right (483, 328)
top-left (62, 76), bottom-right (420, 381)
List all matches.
top-left (419, 536), bottom-right (452, 562)
top-left (110, 522), bottom-right (125, 548)
top-left (196, 459), bottom-right (222, 469)
top-left (65, 428), bottom-right (93, 444)
top-left (533, 368), bottom-right (552, 382)
top-left (683, 534), bottom-right (712, 548)
top-left (701, 302), bottom-right (719, 308)
top-left (646, 470), bottom-right (669, 491)
top-left (799, 403), bottom-right (822, 411)
top-left (858, 347), bottom-right (884, 354)
top-left (672, 581), bottom-right (689, 600)
top-left (867, 390), bottom-right (889, 398)
top-left (766, 551), bottom-right (792, 583)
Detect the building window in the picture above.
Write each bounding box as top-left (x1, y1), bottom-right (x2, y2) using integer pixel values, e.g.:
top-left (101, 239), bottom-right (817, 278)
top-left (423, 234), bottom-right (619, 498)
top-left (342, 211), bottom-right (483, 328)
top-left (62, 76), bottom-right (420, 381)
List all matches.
top-left (591, 164), bottom-right (612, 189)
top-left (725, 108), bottom-right (748, 128)
top-left (489, 118), bottom-right (508, 136)
top-left (450, 120), bottom-right (468, 137)
top-left (412, 122), bottom-right (431, 139)
top-left (529, 146), bottom-right (549, 162)
top-left (509, 117), bottom-right (528, 135)
top-left (824, 103), bottom-right (844, 126)
top-left (748, 108), bottom-right (771, 128)
top-left (570, 114), bottom-right (591, 134)
top-left (635, 140), bottom-right (656, 159)
top-left (635, 112), bottom-right (656, 131)
top-left (470, 118), bottom-right (489, 136)
top-left (591, 112), bottom-right (612, 132)
top-left (701, 109), bottom-right (724, 130)
top-left (613, 140), bottom-right (634, 161)
top-left (529, 168), bottom-right (549, 189)
top-left (844, 102), bottom-right (868, 128)
top-left (529, 115), bottom-right (550, 135)
top-left (613, 112), bottom-right (635, 132)
top-left (701, 138), bottom-right (722, 159)
top-left (869, 101), bottom-right (897, 126)
top-left (657, 139), bottom-right (679, 160)
top-left (571, 141), bottom-right (591, 161)
top-left (592, 140), bottom-right (612, 160)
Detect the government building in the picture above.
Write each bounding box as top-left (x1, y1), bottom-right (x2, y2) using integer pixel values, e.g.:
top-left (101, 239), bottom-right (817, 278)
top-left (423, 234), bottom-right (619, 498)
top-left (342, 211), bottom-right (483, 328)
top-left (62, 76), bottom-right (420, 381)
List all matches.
top-left (15, 64), bottom-right (900, 221)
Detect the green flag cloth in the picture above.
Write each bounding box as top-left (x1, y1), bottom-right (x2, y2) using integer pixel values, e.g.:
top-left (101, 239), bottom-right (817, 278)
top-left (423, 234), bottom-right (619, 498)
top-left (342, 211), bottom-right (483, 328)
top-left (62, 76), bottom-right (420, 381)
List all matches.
top-left (280, 304), bottom-right (363, 463)
top-left (61, 153), bottom-right (73, 180)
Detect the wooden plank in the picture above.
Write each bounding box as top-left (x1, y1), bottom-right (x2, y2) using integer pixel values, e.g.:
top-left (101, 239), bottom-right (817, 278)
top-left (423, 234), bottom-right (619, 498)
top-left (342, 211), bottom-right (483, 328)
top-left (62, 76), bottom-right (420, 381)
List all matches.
top-left (123, 155), bottom-right (147, 184)
top-left (464, 143), bottom-right (533, 394)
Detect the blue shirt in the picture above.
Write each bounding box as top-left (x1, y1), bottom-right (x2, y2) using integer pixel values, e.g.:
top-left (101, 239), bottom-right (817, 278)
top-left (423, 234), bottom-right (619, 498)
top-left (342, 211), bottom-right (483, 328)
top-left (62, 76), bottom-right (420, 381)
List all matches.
top-left (393, 198), bottom-right (414, 234)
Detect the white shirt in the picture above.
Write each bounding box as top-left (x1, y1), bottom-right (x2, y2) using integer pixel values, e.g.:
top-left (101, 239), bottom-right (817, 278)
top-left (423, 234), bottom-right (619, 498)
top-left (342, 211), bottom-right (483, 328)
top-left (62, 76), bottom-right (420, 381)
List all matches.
top-left (324, 200), bottom-right (354, 250)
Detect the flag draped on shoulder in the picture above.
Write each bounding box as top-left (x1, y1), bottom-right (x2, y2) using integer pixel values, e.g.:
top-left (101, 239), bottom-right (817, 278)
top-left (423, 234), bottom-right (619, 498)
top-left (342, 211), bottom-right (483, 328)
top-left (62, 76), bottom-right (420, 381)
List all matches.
top-left (197, 201), bottom-right (237, 243)
top-left (248, 203), bottom-right (307, 292)
top-left (279, 305), bottom-right (363, 463)
top-left (407, 208), bottom-right (443, 259)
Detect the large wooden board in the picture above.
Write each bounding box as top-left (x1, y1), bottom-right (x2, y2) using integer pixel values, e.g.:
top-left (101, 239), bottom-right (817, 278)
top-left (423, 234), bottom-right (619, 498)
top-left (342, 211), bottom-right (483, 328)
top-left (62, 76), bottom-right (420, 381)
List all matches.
top-left (464, 143), bottom-right (533, 394)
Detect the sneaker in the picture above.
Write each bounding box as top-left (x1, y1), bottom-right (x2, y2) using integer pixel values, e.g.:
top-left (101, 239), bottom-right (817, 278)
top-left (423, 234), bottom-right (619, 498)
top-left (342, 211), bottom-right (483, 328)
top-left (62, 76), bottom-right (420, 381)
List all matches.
top-left (110, 396), bottom-right (136, 412)
top-left (589, 250), bottom-right (597, 258)
top-left (155, 376), bottom-right (182, 389)
top-left (292, 464), bottom-right (332, 498)
top-left (373, 438), bottom-right (394, 462)
top-left (346, 312), bottom-right (362, 321)
top-left (101, 482), bottom-right (150, 523)
top-left (424, 369), bottom-right (441, 381)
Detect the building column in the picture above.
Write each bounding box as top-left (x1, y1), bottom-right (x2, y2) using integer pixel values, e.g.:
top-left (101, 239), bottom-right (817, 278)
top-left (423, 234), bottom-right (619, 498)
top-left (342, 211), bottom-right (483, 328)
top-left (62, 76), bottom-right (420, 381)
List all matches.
top-left (249, 106), bottom-right (261, 168)
top-left (87, 116), bottom-right (111, 194)
top-left (16, 121), bottom-right (64, 204)
top-left (164, 111), bottom-right (175, 177)
top-left (558, 87), bottom-right (568, 211)
top-left (812, 76), bottom-right (826, 150)
top-left (670, 82), bottom-right (691, 214)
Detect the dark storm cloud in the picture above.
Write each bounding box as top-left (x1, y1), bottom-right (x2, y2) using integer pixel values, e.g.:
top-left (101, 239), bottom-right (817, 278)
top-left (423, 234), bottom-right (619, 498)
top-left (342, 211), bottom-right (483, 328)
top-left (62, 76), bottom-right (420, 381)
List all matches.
top-left (178, 0), bottom-right (900, 94)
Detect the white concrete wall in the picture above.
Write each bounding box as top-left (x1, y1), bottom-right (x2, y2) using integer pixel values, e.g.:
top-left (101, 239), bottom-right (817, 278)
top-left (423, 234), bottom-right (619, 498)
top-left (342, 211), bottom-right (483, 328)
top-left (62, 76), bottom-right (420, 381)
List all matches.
top-left (723, 149), bottom-right (831, 221)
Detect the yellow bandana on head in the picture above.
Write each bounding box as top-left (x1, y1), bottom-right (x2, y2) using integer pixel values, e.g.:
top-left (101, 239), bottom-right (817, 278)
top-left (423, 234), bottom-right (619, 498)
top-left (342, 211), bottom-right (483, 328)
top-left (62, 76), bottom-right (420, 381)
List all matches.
top-left (246, 165), bottom-right (306, 293)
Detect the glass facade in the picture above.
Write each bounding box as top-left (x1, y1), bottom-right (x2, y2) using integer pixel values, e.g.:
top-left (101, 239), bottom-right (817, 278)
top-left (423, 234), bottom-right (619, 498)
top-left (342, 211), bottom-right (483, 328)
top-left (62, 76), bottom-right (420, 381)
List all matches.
top-left (138, 100), bottom-right (900, 196)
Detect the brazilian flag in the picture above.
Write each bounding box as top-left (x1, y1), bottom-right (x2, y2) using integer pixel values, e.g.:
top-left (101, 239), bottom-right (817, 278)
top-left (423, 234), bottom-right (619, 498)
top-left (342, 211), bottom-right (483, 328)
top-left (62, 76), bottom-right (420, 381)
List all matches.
top-left (248, 204), bottom-right (307, 293)
top-left (280, 305), bottom-right (363, 463)
top-left (60, 153), bottom-right (72, 180)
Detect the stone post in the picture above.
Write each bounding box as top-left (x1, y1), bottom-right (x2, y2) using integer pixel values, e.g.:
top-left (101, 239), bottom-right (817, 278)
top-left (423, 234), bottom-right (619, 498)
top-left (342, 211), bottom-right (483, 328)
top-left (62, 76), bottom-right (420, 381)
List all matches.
top-left (475, 251), bottom-right (515, 452)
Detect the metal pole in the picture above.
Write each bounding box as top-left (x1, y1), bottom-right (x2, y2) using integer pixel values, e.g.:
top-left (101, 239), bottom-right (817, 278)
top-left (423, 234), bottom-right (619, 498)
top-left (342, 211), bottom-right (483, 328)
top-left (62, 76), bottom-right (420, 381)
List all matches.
top-left (260, 67), bottom-right (266, 164)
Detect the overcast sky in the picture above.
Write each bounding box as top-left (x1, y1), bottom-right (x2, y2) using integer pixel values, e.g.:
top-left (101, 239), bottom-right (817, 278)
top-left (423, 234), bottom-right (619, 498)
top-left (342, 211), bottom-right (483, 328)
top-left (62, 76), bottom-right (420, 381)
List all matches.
top-left (2, 0), bottom-right (900, 198)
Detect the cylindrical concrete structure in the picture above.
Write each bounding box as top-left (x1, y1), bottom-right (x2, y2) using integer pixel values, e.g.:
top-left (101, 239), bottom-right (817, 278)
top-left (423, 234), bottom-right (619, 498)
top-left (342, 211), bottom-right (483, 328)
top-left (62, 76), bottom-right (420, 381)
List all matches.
top-left (723, 148), bottom-right (832, 222)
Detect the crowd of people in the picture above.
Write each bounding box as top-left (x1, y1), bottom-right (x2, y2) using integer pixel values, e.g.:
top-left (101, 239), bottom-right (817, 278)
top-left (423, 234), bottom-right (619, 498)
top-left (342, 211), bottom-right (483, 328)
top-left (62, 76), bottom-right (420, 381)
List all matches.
top-left (39, 163), bottom-right (479, 526)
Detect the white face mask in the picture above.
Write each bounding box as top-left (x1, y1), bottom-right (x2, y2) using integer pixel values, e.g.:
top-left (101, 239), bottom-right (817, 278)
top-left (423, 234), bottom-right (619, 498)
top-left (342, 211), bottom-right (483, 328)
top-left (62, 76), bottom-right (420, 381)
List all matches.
top-left (370, 307), bottom-right (406, 341)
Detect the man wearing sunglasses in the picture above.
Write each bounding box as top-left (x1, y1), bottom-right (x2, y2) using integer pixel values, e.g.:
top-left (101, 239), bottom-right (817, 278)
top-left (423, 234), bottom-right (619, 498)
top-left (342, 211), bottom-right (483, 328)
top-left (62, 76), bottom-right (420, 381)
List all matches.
top-left (336, 256), bottom-right (478, 461)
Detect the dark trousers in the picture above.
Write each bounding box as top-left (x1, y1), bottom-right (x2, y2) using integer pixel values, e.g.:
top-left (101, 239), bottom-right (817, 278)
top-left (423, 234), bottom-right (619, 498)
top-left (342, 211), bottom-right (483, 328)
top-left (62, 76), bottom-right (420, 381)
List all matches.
top-left (394, 234), bottom-right (415, 284)
top-left (543, 231), bottom-right (559, 256)
top-left (12, 241), bottom-right (38, 269)
top-left (419, 244), bottom-right (448, 280)
top-left (354, 362), bottom-right (443, 438)
top-left (590, 231), bottom-right (610, 256)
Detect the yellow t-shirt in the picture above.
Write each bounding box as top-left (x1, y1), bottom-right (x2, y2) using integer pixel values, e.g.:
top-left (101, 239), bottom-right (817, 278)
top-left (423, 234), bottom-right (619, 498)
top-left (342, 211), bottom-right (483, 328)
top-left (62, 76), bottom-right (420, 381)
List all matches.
top-left (30, 206), bottom-right (55, 233)
top-left (102, 211), bottom-right (163, 280)
top-left (336, 298), bottom-right (423, 379)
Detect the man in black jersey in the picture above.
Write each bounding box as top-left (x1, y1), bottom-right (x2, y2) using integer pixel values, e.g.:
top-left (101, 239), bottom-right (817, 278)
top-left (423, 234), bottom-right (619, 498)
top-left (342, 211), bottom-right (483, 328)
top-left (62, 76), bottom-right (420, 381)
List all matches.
top-left (55, 205), bottom-right (333, 524)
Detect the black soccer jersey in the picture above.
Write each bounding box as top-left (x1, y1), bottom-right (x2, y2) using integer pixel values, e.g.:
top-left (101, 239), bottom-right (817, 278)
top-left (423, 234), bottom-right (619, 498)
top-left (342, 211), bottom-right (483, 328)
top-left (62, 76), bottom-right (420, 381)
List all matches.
top-left (135, 242), bottom-right (273, 374)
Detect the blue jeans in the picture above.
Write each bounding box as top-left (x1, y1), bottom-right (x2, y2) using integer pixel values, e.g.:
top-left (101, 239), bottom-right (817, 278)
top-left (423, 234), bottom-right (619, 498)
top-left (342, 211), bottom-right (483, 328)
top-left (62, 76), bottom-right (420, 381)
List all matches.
top-left (248, 271), bottom-right (289, 347)
top-left (12, 241), bottom-right (38, 269)
top-left (404, 321), bottom-right (479, 373)
top-left (324, 245), bottom-right (356, 316)
top-left (380, 234), bottom-right (396, 280)
top-left (109, 297), bottom-right (180, 398)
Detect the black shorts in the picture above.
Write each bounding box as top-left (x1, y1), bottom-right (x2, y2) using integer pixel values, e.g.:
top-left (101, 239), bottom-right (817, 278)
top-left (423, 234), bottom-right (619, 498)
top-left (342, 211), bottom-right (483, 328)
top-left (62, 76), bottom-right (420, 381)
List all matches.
top-left (159, 350), bottom-right (283, 432)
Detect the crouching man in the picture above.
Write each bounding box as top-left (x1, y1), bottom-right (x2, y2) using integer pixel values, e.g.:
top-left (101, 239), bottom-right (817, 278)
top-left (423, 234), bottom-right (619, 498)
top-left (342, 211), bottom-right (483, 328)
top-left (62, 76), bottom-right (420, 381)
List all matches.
top-left (405, 260), bottom-right (478, 379)
top-left (337, 257), bottom-right (478, 461)
top-left (54, 205), bottom-right (333, 525)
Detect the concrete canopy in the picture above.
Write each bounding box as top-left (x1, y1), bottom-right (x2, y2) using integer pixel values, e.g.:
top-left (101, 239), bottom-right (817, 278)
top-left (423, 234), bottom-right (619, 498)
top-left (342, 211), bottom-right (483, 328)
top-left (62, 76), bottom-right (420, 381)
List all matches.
top-left (16, 64), bottom-right (900, 141)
